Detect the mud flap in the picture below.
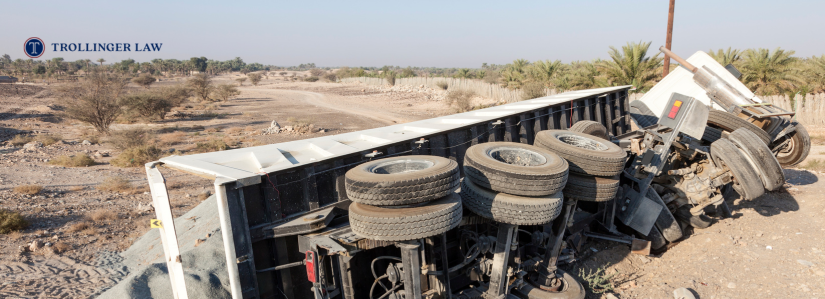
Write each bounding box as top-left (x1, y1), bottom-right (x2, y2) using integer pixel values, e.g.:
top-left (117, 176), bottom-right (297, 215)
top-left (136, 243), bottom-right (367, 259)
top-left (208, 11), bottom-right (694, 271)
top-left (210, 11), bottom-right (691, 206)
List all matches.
top-left (647, 189), bottom-right (683, 242)
top-left (616, 187), bottom-right (662, 237)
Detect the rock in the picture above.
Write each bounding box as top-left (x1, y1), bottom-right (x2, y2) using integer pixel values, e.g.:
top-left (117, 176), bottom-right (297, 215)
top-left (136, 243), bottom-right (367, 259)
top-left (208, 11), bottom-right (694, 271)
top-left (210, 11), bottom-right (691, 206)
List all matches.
top-left (797, 259), bottom-right (814, 267)
top-left (726, 282), bottom-right (736, 289)
top-left (136, 202), bottom-right (154, 213)
top-left (673, 288), bottom-right (695, 299)
top-left (24, 141), bottom-right (43, 151)
top-left (602, 294), bottom-right (618, 299)
top-left (29, 240), bottom-right (44, 252)
top-left (81, 140), bottom-right (92, 145)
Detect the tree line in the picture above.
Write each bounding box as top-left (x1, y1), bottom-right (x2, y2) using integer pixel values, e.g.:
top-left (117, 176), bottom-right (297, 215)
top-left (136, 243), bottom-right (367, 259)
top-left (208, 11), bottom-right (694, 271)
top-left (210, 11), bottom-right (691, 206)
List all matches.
top-left (3, 41), bottom-right (824, 96)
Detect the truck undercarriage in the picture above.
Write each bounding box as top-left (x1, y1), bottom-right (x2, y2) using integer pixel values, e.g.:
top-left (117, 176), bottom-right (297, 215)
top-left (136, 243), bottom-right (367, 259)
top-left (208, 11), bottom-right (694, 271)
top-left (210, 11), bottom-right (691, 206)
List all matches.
top-left (145, 50), bottom-right (808, 299)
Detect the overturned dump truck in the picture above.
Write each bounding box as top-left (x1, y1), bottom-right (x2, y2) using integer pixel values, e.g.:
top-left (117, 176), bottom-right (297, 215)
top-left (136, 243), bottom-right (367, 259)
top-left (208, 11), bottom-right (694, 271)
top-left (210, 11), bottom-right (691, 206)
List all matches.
top-left (145, 50), bottom-right (803, 299)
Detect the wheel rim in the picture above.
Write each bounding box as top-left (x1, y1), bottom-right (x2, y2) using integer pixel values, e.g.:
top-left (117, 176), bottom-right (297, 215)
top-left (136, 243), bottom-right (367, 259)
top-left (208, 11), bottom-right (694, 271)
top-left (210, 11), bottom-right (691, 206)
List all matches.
top-left (368, 159), bottom-right (434, 174)
top-left (556, 134), bottom-right (609, 151)
top-left (486, 146), bottom-right (548, 166)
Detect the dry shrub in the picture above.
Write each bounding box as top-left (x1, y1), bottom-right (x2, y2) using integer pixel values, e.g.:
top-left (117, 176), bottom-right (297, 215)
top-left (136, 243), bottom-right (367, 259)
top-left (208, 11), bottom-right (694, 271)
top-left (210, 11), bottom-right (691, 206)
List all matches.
top-left (801, 159), bottom-right (825, 172)
top-left (69, 186), bottom-right (85, 192)
top-left (49, 154), bottom-right (95, 167)
top-left (35, 134), bottom-right (63, 146)
top-left (14, 184), bottom-right (43, 195)
top-left (520, 82), bottom-right (546, 101)
top-left (87, 209), bottom-right (118, 222)
top-left (194, 139), bottom-right (229, 153)
top-left (110, 145), bottom-right (162, 167)
top-left (51, 241), bottom-right (71, 253)
top-left (9, 134), bottom-right (32, 146)
top-left (435, 81), bottom-right (449, 90)
top-left (243, 126), bottom-right (256, 132)
top-left (446, 90), bottom-right (475, 113)
top-left (197, 190), bottom-right (212, 201)
top-left (131, 74), bottom-right (157, 88)
top-left (305, 76), bottom-right (320, 82)
top-left (81, 227), bottom-right (98, 236)
top-left (159, 131), bottom-right (186, 145)
top-left (60, 72), bottom-right (128, 133)
top-left (97, 176), bottom-right (136, 193)
top-left (107, 128), bottom-right (153, 149)
top-left (66, 221), bottom-right (91, 233)
top-left (225, 127), bottom-right (243, 135)
top-left (0, 209), bottom-right (29, 234)
top-left (204, 127), bottom-right (218, 133)
top-left (6, 231), bottom-right (23, 240)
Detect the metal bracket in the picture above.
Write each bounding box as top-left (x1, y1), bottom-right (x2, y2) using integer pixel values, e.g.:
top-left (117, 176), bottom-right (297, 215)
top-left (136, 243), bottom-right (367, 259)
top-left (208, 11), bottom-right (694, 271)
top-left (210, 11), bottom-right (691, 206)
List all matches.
top-left (365, 150), bottom-right (382, 158)
top-left (145, 162), bottom-right (190, 299)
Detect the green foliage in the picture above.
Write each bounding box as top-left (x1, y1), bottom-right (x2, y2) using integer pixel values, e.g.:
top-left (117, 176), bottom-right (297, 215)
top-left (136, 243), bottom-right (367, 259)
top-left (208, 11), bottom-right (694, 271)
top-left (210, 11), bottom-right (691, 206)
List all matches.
top-left (382, 70), bottom-right (396, 86)
top-left (708, 47), bottom-right (742, 66)
top-left (0, 209), bottom-right (29, 234)
top-left (120, 92), bottom-right (175, 120)
top-left (399, 67), bottom-right (416, 78)
top-left (520, 82), bottom-right (546, 101)
top-left (187, 73), bottom-right (213, 101)
top-left (110, 145), bottom-right (162, 167)
top-left (579, 267), bottom-right (618, 294)
top-left (740, 48), bottom-right (803, 95)
top-left (527, 60), bottom-right (564, 87)
top-left (335, 66), bottom-right (367, 78)
top-left (247, 73), bottom-right (262, 86)
top-left (597, 41), bottom-right (663, 92)
top-left (213, 84), bottom-right (241, 101)
top-left (305, 76), bottom-right (320, 82)
top-left (49, 154), bottom-right (96, 167)
top-left (189, 57), bottom-right (208, 73)
top-left (131, 74), bottom-right (157, 88)
top-left (807, 55), bottom-right (825, 93)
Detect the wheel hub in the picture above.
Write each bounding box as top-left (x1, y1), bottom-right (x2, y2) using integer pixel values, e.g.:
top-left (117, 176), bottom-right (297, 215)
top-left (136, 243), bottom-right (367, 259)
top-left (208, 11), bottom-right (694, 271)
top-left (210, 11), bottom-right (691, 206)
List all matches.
top-left (556, 134), bottom-right (609, 151)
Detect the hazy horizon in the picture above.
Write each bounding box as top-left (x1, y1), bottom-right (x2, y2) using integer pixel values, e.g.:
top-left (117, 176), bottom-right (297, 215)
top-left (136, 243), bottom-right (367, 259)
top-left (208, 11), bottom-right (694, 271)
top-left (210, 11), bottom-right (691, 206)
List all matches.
top-left (2, 0), bottom-right (824, 68)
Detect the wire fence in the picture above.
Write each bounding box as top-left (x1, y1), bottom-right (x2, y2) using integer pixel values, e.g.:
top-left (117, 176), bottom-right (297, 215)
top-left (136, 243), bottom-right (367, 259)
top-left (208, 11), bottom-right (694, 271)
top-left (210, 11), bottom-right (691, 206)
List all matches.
top-left (339, 77), bottom-right (558, 103)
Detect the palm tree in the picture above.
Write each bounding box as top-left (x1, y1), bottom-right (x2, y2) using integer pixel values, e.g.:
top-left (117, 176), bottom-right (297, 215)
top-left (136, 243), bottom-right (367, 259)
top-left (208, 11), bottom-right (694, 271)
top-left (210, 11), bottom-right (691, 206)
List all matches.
top-left (739, 48), bottom-right (803, 95)
top-left (97, 58), bottom-right (105, 66)
top-left (454, 68), bottom-right (472, 79)
top-left (566, 60), bottom-right (608, 91)
top-left (527, 60), bottom-right (564, 88)
top-left (708, 47), bottom-right (741, 66)
top-left (597, 41), bottom-right (663, 92)
top-left (807, 55), bottom-right (825, 93)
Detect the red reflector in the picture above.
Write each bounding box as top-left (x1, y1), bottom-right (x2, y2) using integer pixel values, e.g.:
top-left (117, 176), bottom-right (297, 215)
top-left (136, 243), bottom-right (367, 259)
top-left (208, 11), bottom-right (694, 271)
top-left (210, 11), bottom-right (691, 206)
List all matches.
top-left (667, 100), bottom-right (683, 118)
top-left (305, 251), bottom-right (316, 283)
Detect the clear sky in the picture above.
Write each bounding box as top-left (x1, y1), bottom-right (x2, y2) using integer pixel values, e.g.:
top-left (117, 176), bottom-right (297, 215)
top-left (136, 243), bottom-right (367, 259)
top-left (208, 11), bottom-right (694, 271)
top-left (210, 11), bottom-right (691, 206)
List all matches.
top-left (2, 0), bottom-right (823, 68)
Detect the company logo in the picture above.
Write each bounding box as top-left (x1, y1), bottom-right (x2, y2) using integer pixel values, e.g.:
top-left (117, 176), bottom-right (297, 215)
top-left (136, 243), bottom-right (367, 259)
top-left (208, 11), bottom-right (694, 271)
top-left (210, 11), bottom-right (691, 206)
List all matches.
top-left (25, 37), bottom-right (45, 58)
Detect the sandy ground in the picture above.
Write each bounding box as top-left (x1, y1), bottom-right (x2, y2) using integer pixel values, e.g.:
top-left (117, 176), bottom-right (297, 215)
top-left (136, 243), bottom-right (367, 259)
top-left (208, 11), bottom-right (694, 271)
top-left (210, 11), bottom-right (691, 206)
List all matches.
top-left (1, 75), bottom-right (824, 298)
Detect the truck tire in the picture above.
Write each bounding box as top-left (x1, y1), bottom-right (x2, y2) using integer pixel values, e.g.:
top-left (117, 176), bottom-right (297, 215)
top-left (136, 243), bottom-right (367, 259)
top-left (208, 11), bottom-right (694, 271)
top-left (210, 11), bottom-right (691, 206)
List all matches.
top-left (460, 179), bottom-right (563, 226)
top-left (648, 226), bottom-right (668, 251)
top-left (345, 155), bottom-right (459, 205)
top-left (707, 110), bottom-right (771, 145)
top-left (349, 194), bottom-right (462, 241)
top-left (775, 122), bottom-right (811, 167)
top-left (562, 174), bottom-right (619, 202)
top-left (464, 142), bottom-right (568, 197)
top-left (701, 126), bottom-right (724, 144)
top-left (629, 100), bottom-right (659, 128)
top-left (513, 269), bottom-right (585, 299)
top-left (534, 130), bottom-right (627, 176)
top-left (710, 139), bottom-right (765, 200)
top-left (728, 128), bottom-right (785, 191)
top-left (569, 120), bottom-right (609, 140)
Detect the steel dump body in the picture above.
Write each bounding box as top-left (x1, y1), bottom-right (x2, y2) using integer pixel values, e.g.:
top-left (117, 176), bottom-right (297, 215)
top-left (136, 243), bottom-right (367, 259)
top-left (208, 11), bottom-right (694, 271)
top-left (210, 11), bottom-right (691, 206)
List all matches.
top-left (152, 86), bottom-right (632, 299)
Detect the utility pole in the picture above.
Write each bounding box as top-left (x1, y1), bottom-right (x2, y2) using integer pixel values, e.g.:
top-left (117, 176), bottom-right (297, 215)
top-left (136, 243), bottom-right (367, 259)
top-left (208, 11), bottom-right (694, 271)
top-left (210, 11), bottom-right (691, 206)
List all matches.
top-left (662, 0), bottom-right (676, 77)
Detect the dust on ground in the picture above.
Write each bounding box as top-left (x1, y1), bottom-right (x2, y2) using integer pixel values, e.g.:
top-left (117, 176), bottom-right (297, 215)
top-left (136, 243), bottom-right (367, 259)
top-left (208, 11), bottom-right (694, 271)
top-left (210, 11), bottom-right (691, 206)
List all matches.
top-left (1, 74), bottom-right (824, 298)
